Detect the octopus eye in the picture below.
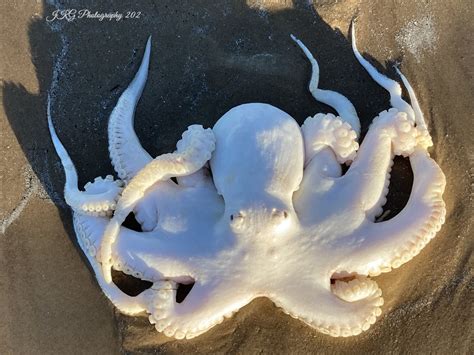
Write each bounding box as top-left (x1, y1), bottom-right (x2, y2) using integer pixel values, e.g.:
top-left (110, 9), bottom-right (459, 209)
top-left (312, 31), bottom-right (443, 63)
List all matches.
top-left (230, 213), bottom-right (244, 226)
top-left (272, 209), bottom-right (288, 220)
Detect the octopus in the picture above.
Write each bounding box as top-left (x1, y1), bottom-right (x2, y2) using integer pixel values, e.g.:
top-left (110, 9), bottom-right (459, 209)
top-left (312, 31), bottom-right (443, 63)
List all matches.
top-left (48, 23), bottom-right (446, 340)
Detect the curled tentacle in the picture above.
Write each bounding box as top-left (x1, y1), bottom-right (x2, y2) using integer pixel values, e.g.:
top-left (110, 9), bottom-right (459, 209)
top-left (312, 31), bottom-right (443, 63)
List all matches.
top-left (108, 36), bottom-right (153, 182)
top-left (291, 34), bottom-right (360, 136)
top-left (100, 125), bottom-right (216, 283)
top-left (351, 22), bottom-right (415, 121)
top-left (48, 96), bottom-right (123, 216)
top-left (272, 277), bottom-right (383, 337)
top-left (301, 113), bottom-right (359, 166)
top-left (81, 176), bottom-right (124, 216)
top-left (336, 149), bottom-right (446, 277)
top-left (331, 276), bottom-right (383, 305)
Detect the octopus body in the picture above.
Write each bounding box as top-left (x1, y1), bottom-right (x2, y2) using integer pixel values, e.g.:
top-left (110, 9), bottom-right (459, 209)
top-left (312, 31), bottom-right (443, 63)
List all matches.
top-left (48, 24), bottom-right (446, 340)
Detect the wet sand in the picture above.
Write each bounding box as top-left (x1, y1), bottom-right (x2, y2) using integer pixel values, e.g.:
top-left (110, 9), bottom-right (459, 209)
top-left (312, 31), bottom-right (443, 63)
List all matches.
top-left (1, 0), bottom-right (472, 353)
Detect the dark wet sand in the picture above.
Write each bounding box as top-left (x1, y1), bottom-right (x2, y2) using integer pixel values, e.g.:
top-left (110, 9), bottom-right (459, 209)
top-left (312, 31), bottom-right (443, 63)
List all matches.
top-left (1, 0), bottom-right (472, 353)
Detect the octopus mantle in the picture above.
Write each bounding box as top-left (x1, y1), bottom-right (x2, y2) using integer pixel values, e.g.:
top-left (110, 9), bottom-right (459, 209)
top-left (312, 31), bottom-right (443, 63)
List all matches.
top-left (48, 24), bottom-right (446, 340)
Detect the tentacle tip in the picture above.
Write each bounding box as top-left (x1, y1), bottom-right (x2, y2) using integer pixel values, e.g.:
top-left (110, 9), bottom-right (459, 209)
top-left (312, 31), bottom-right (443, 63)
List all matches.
top-left (142, 36), bottom-right (152, 62)
top-left (146, 35), bottom-right (152, 49)
top-left (350, 21), bottom-right (358, 49)
top-left (290, 33), bottom-right (297, 42)
top-left (47, 96), bottom-right (55, 130)
top-left (145, 35), bottom-right (151, 51)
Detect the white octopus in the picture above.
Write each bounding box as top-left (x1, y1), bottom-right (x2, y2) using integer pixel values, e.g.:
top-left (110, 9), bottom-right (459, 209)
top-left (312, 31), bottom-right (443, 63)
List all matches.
top-left (48, 24), bottom-right (446, 340)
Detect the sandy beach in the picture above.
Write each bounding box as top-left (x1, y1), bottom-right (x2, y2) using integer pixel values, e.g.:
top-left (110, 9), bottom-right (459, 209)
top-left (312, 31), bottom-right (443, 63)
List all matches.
top-left (0, 0), bottom-right (472, 353)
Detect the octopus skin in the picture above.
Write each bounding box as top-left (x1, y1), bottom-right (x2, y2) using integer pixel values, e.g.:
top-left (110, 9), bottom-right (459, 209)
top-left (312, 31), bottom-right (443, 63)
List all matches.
top-left (48, 23), bottom-right (446, 340)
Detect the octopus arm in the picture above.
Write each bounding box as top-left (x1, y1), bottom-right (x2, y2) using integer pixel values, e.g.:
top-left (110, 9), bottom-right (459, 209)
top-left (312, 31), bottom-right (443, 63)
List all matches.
top-left (291, 34), bottom-right (361, 225)
top-left (100, 125), bottom-right (216, 283)
top-left (341, 115), bottom-right (393, 220)
top-left (147, 280), bottom-right (255, 339)
top-left (297, 112), bottom-right (396, 226)
top-left (270, 276), bottom-right (383, 337)
top-left (291, 34), bottom-right (359, 179)
top-left (74, 213), bottom-right (198, 281)
top-left (342, 29), bottom-right (435, 220)
top-left (340, 108), bottom-right (423, 220)
top-left (338, 149), bottom-right (446, 276)
top-left (108, 36), bottom-right (153, 182)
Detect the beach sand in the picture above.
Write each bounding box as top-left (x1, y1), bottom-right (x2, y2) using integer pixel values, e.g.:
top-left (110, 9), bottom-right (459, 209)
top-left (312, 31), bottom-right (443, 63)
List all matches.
top-left (0, 0), bottom-right (472, 353)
